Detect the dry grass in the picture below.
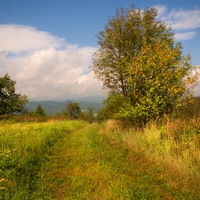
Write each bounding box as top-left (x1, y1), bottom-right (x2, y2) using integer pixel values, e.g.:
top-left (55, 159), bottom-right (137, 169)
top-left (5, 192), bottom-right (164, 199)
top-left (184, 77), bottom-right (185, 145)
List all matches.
top-left (104, 118), bottom-right (200, 196)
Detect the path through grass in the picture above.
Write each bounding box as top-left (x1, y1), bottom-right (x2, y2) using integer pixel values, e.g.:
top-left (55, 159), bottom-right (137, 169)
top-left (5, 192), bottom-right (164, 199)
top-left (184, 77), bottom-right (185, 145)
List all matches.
top-left (42, 123), bottom-right (199, 199)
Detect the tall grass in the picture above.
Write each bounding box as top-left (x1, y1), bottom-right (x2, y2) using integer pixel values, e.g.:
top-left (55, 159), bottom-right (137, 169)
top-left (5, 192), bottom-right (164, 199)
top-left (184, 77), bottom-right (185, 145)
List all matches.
top-left (1, 117), bottom-right (200, 199)
top-left (0, 120), bottom-right (86, 199)
top-left (42, 119), bottom-right (200, 199)
top-left (105, 118), bottom-right (200, 195)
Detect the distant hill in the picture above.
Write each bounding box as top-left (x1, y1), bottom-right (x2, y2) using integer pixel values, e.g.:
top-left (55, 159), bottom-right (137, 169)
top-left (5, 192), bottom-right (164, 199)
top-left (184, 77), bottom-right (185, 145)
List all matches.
top-left (25, 100), bottom-right (103, 115)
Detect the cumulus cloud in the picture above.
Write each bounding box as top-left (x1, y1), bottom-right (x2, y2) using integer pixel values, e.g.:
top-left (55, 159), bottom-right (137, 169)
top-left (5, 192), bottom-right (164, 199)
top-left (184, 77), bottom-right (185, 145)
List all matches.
top-left (0, 24), bottom-right (104, 100)
top-left (0, 51), bottom-right (7, 66)
top-left (154, 5), bottom-right (200, 40)
top-left (0, 24), bottom-right (64, 53)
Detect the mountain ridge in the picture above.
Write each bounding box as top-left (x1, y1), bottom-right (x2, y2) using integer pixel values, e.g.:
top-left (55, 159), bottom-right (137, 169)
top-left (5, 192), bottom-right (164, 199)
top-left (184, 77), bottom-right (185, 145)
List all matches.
top-left (25, 100), bottom-right (104, 115)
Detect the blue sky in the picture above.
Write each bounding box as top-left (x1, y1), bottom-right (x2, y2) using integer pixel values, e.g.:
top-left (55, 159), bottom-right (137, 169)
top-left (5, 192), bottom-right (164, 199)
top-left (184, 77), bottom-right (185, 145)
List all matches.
top-left (0, 0), bottom-right (200, 100)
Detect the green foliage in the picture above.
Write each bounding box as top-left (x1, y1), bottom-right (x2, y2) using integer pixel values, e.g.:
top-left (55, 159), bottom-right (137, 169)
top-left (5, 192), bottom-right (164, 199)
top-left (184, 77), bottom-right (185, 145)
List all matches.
top-left (63, 102), bottom-right (81, 119)
top-left (91, 5), bottom-right (199, 126)
top-left (28, 104), bottom-right (47, 122)
top-left (35, 104), bottom-right (46, 116)
top-left (96, 93), bottom-right (124, 123)
top-left (0, 74), bottom-right (28, 116)
top-left (176, 96), bottom-right (200, 119)
top-left (80, 107), bottom-right (95, 123)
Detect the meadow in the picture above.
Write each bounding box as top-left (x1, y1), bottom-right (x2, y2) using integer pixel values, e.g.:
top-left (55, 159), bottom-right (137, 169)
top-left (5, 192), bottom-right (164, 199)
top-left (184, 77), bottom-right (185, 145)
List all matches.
top-left (0, 118), bottom-right (200, 199)
top-left (0, 120), bottom-right (87, 199)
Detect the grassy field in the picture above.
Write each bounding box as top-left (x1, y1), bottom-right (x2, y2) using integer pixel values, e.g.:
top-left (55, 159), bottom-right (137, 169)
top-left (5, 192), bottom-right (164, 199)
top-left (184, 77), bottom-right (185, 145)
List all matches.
top-left (0, 119), bottom-right (200, 199)
top-left (0, 120), bottom-right (87, 199)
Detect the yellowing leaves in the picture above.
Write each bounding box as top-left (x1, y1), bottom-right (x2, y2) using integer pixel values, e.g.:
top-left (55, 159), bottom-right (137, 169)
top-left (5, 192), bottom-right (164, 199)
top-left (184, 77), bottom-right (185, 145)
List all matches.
top-left (91, 5), bottom-right (199, 126)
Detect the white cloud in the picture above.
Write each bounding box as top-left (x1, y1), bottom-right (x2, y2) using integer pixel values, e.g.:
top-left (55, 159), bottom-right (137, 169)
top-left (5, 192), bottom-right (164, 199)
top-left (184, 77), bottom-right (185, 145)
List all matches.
top-left (193, 66), bottom-right (200, 96)
top-left (154, 5), bottom-right (167, 18)
top-left (0, 24), bottom-right (104, 100)
top-left (162, 8), bottom-right (200, 30)
top-left (0, 51), bottom-right (7, 66)
top-left (174, 31), bottom-right (196, 40)
top-left (0, 24), bottom-right (64, 53)
top-left (154, 5), bottom-right (200, 40)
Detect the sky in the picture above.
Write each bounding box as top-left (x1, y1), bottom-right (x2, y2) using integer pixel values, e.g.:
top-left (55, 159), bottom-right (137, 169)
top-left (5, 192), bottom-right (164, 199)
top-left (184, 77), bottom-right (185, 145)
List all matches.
top-left (0, 0), bottom-right (200, 101)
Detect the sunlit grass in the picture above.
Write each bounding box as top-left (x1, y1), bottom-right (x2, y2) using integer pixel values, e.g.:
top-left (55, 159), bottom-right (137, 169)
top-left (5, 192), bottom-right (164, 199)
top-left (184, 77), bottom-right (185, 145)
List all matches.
top-left (42, 120), bottom-right (200, 199)
top-left (105, 118), bottom-right (200, 197)
top-left (1, 118), bottom-right (200, 199)
top-left (0, 120), bottom-right (87, 199)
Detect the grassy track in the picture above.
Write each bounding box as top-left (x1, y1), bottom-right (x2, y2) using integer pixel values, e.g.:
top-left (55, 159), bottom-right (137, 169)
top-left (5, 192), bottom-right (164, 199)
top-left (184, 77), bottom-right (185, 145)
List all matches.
top-left (0, 120), bottom-right (87, 199)
top-left (1, 121), bottom-right (199, 199)
top-left (42, 123), bottom-right (199, 199)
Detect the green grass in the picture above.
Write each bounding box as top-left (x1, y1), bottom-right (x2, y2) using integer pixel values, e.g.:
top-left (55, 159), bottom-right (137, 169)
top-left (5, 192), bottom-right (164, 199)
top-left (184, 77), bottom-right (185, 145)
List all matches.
top-left (42, 121), bottom-right (200, 199)
top-left (1, 119), bottom-right (200, 199)
top-left (0, 120), bottom-right (87, 199)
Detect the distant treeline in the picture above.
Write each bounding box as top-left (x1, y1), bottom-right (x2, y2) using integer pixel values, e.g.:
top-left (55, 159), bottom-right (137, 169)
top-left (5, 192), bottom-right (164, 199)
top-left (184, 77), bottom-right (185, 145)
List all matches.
top-left (25, 100), bottom-right (103, 115)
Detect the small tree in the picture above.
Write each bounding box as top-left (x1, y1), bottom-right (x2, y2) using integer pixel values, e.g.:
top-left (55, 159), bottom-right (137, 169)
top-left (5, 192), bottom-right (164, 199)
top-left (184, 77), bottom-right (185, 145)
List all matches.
top-left (81, 107), bottom-right (94, 123)
top-left (90, 5), bottom-right (199, 126)
top-left (29, 104), bottom-right (47, 122)
top-left (96, 93), bottom-right (124, 122)
top-left (0, 74), bottom-right (28, 115)
top-left (35, 104), bottom-right (46, 116)
top-left (64, 102), bottom-right (81, 119)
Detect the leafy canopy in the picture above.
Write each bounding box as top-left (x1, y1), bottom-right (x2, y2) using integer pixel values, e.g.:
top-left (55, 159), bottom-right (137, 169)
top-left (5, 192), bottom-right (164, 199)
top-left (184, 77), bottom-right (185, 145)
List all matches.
top-left (0, 74), bottom-right (28, 115)
top-left (91, 5), bottom-right (199, 125)
top-left (80, 107), bottom-right (95, 123)
top-left (63, 102), bottom-right (81, 120)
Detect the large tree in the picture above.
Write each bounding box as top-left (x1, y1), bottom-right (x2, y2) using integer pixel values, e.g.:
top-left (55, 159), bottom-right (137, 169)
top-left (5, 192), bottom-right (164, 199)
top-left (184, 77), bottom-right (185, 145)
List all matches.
top-left (0, 74), bottom-right (28, 115)
top-left (91, 5), bottom-right (199, 125)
